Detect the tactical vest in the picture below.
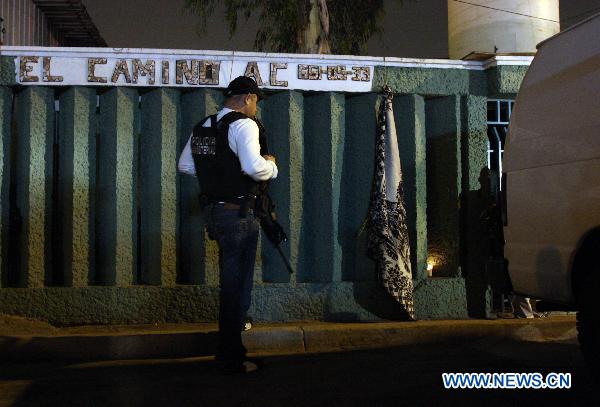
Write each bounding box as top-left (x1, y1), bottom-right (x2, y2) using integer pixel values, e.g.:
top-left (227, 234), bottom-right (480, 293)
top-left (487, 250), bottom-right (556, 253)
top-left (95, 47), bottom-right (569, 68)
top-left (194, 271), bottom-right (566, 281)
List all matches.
top-left (190, 111), bottom-right (268, 204)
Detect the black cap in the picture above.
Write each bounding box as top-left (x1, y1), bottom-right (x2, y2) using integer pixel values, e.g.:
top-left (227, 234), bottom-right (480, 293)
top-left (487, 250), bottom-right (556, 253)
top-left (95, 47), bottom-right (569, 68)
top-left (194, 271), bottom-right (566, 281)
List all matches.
top-left (224, 76), bottom-right (265, 100)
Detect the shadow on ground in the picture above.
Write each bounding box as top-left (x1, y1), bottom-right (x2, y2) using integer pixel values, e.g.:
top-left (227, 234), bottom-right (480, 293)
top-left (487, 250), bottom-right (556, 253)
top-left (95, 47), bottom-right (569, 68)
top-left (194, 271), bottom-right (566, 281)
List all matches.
top-left (1, 339), bottom-right (596, 407)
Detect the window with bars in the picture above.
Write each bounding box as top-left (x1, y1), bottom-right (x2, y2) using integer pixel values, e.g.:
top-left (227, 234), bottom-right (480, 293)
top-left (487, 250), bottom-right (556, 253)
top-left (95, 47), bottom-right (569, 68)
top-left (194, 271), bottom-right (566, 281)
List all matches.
top-left (487, 99), bottom-right (515, 314)
top-left (487, 99), bottom-right (514, 191)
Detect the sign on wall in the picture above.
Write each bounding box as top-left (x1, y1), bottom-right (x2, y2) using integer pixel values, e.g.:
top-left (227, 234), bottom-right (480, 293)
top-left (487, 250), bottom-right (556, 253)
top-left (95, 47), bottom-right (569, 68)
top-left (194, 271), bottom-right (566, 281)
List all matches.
top-left (8, 48), bottom-right (375, 92)
top-left (4, 47), bottom-right (532, 92)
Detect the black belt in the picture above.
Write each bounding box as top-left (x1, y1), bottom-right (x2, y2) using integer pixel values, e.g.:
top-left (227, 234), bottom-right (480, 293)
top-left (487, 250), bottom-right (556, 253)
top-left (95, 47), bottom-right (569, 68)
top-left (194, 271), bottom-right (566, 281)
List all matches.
top-left (217, 202), bottom-right (241, 210)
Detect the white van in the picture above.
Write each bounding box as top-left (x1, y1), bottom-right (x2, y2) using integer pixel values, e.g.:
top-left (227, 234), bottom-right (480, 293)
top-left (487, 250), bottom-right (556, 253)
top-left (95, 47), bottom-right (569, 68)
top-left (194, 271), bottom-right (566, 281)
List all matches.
top-left (503, 13), bottom-right (600, 372)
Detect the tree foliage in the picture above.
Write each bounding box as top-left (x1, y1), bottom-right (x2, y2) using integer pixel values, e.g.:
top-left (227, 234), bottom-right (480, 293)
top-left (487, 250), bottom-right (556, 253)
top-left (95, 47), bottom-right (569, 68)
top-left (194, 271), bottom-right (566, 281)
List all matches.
top-left (329, 0), bottom-right (399, 55)
top-left (185, 0), bottom-right (403, 55)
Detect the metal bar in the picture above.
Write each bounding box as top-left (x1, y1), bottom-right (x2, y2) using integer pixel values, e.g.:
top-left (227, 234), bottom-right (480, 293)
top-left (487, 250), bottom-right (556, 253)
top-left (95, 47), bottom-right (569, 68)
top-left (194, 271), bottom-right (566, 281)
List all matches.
top-left (496, 100), bottom-right (500, 123)
top-left (275, 245), bottom-right (294, 274)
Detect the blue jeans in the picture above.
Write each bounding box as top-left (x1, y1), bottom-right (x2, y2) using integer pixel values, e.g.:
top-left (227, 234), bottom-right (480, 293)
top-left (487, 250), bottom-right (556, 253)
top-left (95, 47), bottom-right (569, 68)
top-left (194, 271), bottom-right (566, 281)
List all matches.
top-left (207, 204), bottom-right (259, 365)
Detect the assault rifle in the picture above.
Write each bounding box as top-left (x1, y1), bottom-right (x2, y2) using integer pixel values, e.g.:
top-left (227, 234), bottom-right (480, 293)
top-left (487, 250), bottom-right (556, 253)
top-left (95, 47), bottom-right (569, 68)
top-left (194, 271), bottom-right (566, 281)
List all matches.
top-left (253, 184), bottom-right (294, 274)
top-left (250, 116), bottom-right (294, 274)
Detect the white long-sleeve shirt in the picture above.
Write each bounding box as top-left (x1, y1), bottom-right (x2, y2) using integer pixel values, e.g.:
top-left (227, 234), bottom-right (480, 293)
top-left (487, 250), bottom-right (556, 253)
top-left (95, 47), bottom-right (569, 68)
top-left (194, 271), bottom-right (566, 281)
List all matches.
top-left (178, 108), bottom-right (278, 181)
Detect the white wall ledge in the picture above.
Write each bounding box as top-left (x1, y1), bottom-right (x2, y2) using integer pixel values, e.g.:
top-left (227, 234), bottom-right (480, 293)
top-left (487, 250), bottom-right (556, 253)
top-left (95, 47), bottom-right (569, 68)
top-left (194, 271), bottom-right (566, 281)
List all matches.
top-left (1, 46), bottom-right (533, 71)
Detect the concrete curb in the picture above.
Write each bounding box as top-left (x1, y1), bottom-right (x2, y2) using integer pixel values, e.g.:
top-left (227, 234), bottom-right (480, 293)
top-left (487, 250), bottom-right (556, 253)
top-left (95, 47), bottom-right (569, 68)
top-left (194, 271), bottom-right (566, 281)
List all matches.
top-left (0, 317), bottom-right (576, 362)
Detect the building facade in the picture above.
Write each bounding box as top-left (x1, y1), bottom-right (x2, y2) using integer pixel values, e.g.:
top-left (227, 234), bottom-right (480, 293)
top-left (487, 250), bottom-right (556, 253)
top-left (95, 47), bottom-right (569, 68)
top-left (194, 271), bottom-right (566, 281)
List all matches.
top-left (0, 0), bottom-right (105, 46)
top-left (448, 0), bottom-right (560, 59)
top-left (0, 48), bottom-right (530, 324)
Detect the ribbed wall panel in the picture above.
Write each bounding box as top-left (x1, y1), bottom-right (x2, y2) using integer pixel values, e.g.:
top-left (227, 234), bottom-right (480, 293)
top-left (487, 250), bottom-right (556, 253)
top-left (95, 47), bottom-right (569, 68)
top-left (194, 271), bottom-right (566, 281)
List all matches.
top-left (57, 87), bottom-right (96, 287)
top-left (301, 92), bottom-right (345, 283)
top-left (14, 86), bottom-right (54, 288)
top-left (395, 95), bottom-right (428, 280)
top-left (178, 89), bottom-right (223, 286)
top-left (425, 95), bottom-right (462, 278)
top-left (342, 94), bottom-right (378, 282)
top-left (0, 87), bottom-right (12, 287)
top-left (0, 88), bottom-right (436, 287)
top-left (140, 88), bottom-right (180, 286)
top-left (0, 84), bottom-right (479, 320)
top-left (261, 91), bottom-right (304, 283)
top-left (96, 88), bottom-right (138, 287)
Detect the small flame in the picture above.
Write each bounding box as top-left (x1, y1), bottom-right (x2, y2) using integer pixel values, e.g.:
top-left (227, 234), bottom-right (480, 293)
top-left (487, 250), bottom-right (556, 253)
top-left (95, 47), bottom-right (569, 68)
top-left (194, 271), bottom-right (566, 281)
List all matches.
top-left (426, 257), bottom-right (436, 277)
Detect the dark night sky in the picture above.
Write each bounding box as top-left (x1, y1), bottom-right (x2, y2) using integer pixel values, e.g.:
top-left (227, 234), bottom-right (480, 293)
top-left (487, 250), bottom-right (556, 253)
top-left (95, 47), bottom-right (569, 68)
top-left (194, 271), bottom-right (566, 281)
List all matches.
top-left (81, 0), bottom-right (600, 58)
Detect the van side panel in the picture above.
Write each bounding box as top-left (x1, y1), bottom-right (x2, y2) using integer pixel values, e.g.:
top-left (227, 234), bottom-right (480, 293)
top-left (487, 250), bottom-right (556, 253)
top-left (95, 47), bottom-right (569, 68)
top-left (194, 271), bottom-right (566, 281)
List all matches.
top-left (504, 49), bottom-right (600, 171)
top-left (505, 158), bottom-right (600, 302)
top-left (503, 15), bottom-right (600, 303)
top-left (504, 14), bottom-right (599, 171)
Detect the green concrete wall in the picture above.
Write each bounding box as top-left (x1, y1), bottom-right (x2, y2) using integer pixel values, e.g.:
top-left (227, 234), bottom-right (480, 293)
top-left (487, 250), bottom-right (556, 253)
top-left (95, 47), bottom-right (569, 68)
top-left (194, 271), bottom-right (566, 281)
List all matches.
top-left (414, 277), bottom-right (468, 319)
top-left (486, 66), bottom-right (528, 97)
top-left (301, 93), bottom-right (345, 283)
top-left (461, 95), bottom-right (494, 317)
top-left (96, 88), bottom-right (138, 287)
top-left (0, 281), bottom-right (466, 325)
top-left (0, 87), bottom-right (11, 287)
top-left (178, 89), bottom-right (222, 286)
top-left (395, 95), bottom-right (428, 280)
top-left (0, 58), bottom-right (16, 87)
top-left (425, 95), bottom-right (462, 277)
top-left (58, 87), bottom-right (96, 287)
top-left (0, 56), bottom-right (530, 323)
top-left (372, 65), bottom-right (526, 98)
top-left (341, 93), bottom-right (378, 282)
top-left (374, 67), bottom-right (471, 96)
top-left (15, 87), bottom-right (54, 288)
top-left (140, 88), bottom-right (180, 286)
top-left (262, 91), bottom-right (304, 283)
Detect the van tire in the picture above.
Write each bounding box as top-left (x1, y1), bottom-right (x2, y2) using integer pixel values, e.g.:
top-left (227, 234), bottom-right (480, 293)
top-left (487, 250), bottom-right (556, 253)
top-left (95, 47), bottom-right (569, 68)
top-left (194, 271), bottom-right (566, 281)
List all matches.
top-left (577, 255), bottom-right (600, 380)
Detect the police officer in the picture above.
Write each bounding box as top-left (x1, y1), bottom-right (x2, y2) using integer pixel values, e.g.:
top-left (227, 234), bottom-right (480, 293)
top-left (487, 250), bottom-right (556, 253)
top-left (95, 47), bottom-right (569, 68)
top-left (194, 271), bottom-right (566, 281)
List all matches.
top-left (178, 76), bottom-right (277, 373)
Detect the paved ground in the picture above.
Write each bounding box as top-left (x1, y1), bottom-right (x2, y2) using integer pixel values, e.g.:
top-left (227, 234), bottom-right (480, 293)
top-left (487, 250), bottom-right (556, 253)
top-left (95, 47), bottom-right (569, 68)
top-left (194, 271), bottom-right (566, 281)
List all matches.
top-left (0, 335), bottom-right (596, 407)
top-left (0, 314), bottom-right (579, 361)
top-left (0, 314), bottom-right (593, 406)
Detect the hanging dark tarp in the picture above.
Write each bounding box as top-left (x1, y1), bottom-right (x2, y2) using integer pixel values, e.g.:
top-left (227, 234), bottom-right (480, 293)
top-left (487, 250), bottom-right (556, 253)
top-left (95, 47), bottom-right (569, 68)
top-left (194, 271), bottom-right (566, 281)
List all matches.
top-left (367, 88), bottom-right (415, 320)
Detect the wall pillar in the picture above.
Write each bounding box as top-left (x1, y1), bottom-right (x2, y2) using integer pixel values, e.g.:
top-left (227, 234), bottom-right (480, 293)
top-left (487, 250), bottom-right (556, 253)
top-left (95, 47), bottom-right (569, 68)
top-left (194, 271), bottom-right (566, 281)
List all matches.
top-left (341, 94), bottom-right (378, 282)
top-left (58, 87), bottom-right (96, 287)
top-left (262, 91), bottom-right (304, 283)
top-left (425, 95), bottom-right (461, 277)
top-left (140, 88), bottom-right (180, 286)
top-left (301, 92), bottom-right (345, 283)
top-left (461, 95), bottom-right (493, 317)
top-left (97, 88), bottom-right (138, 287)
top-left (15, 87), bottom-right (54, 288)
top-left (0, 87), bottom-right (12, 287)
top-left (395, 94), bottom-right (428, 280)
top-left (179, 89), bottom-right (222, 286)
